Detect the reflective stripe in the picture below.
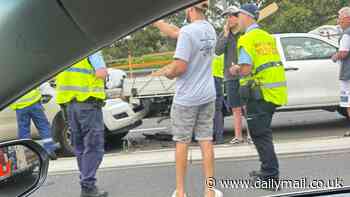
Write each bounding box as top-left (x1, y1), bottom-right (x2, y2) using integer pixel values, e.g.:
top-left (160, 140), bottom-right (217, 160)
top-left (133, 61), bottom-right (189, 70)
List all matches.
top-left (66, 67), bottom-right (94, 75)
top-left (41, 138), bottom-right (54, 143)
top-left (58, 85), bottom-right (104, 93)
top-left (263, 81), bottom-right (287, 89)
top-left (255, 61), bottom-right (282, 74)
top-left (15, 96), bottom-right (40, 103)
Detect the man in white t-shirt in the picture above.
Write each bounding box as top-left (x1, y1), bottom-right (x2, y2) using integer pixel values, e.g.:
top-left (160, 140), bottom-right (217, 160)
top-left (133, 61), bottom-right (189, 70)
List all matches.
top-left (152, 2), bottom-right (223, 197)
top-left (332, 7), bottom-right (350, 137)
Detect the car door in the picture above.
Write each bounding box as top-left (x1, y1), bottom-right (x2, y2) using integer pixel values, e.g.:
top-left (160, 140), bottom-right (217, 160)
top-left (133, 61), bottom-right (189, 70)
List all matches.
top-left (277, 36), bottom-right (339, 108)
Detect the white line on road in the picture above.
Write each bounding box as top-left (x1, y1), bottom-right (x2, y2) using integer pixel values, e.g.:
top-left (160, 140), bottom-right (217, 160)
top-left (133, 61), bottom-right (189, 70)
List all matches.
top-left (129, 127), bottom-right (168, 133)
top-left (48, 137), bottom-right (350, 175)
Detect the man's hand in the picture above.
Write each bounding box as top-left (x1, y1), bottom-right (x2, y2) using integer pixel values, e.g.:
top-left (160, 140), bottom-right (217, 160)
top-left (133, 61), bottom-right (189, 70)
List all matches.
top-left (224, 21), bottom-right (230, 37)
top-left (150, 70), bottom-right (165, 77)
top-left (148, 60), bottom-right (187, 79)
top-left (229, 64), bottom-right (240, 76)
top-left (332, 53), bottom-right (338, 63)
top-left (152, 20), bottom-right (179, 39)
top-left (332, 51), bottom-right (349, 62)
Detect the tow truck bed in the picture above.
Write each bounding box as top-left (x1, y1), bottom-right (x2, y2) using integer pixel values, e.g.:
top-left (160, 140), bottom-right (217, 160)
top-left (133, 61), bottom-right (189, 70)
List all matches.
top-left (123, 76), bottom-right (176, 99)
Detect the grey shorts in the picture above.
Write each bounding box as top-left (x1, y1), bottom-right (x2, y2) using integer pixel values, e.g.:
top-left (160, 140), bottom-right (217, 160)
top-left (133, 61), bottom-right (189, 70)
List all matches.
top-left (170, 101), bottom-right (215, 143)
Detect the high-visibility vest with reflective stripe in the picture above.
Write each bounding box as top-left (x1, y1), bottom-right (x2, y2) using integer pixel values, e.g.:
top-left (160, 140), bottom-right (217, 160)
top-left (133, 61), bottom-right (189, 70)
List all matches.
top-left (211, 54), bottom-right (224, 78)
top-left (10, 89), bottom-right (42, 110)
top-left (237, 28), bottom-right (288, 106)
top-left (55, 58), bottom-right (106, 104)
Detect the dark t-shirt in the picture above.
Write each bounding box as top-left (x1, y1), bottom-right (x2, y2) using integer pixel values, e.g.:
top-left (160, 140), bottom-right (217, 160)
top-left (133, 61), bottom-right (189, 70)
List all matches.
top-left (339, 28), bottom-right (350, 81)
top-left (215, 31), bottom-right (238, 81)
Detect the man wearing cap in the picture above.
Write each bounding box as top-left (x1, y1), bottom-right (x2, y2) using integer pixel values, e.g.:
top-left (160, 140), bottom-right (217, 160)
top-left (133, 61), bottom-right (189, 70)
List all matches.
top-left (230, 3), bottom-right (288, 190)
top-left (153, 12), bottom-right (226, 146)
top-left (216, 6), bottom-right (252, 145)
top-left (152, 2), bottom-right (223, 197)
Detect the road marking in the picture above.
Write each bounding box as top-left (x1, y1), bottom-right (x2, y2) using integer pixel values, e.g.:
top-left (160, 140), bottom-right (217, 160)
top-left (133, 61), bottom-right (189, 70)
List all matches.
top-left (48, 148), bottom-right (350, 176)
top-left (129, 127), bottom-right (168, 133)
top-left (48, 137), bottom-right (350, 175)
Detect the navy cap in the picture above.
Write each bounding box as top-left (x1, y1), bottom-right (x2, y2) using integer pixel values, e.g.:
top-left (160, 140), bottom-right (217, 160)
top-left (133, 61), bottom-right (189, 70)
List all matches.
top-left (239, 3), bottom-right (259, 20)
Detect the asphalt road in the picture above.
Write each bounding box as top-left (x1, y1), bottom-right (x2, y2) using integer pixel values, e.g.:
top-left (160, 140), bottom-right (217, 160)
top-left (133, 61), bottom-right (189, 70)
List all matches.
top-left (105, 109), bottom-right (350, 153)
top-left (32, 150), bottom-right (350, 197)
top-left (21, 109), bottom-right (350, 197)
top-left (0, 174), bottom-right (39, 197)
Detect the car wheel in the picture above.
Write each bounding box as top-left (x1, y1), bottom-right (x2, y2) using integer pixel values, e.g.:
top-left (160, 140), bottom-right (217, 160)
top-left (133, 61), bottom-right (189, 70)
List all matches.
top-left (109, 131), bottom-right (129, 144)
top-left (337, 107), bottom-right (350, 119)
top-left (115, 132), bottom-right (128, 140)
top-left (52, 111), bottom-right (74, 156)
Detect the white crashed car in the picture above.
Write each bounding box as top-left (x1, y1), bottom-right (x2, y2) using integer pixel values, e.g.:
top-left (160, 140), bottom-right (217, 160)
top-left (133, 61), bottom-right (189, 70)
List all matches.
top-left (0, 69), bottom-right (148, 156)
top-left (309, 25), bottom-right (342, 43)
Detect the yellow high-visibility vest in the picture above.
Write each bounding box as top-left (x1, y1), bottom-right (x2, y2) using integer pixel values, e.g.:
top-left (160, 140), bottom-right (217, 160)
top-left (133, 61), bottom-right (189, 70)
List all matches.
top-left (55, 58), bottom-right (106, 104)
top-left (211, 54), bottom-right (224, 78)
top-left (10, 89), bottom-right (42, 110)
top-left (237, 28), bottom-right (287, 106)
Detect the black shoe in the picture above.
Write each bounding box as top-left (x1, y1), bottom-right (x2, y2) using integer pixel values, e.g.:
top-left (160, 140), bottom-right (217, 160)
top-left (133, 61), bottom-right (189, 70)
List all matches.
top-left (214, 138), bottom-right (225, 145)
top-left (48, 152), bottom-right (57, 160)
top-left (249, 170), bottom-right (263, 178)
top-left (215, 140), bottom-right (225, 145)
top-left (251, 176), bottom-right (281, 192)
top-left (81, 186), bottom-right (108, 197)
top-left (249, 170), bottom-right (279, 179)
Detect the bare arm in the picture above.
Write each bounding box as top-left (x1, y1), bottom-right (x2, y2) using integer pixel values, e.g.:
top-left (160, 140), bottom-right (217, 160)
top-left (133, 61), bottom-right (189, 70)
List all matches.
top-left (333, 34), bottom-right (350, 62)
top-left (215, 32), bottom-right (228, 56)
top-left (333, 51), bottom-right (350, 61)
top-left (153, 20), bottom-right (180, 39)
top-left (229, 64), bottom-right (252, 77)
top-left (239, 64), bottom-right (253, 76)
top-left (95, 68), bottom-right (108, 80)
top-left (150, 59), bottom-right (188, 79)
top-left (216, 22), bottom-right (231, 55)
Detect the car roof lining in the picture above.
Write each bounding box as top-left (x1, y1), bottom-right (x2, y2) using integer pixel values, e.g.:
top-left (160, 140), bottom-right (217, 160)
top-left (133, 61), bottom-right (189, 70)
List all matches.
top-left (0, 0), bottom-right (205, 110)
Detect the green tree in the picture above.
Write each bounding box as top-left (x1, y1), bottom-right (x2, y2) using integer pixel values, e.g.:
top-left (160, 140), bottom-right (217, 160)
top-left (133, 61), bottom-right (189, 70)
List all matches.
top-left (103, 27), bottom-right (176, 61)
top-left (103, 0), bottom-right (345, 62)
top-left (260, 0), bottom-right (342, 33)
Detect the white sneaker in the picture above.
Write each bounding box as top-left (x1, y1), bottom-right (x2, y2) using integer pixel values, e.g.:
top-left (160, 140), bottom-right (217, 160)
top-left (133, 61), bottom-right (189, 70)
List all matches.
top-left (246, 136), bottom-right (254, 144)
top-left (229, 137), bottom-right (244, 144)
top-left (206, 188), bottom-right (223, 197)
top-left (171, 190), bottom-right (187, 197)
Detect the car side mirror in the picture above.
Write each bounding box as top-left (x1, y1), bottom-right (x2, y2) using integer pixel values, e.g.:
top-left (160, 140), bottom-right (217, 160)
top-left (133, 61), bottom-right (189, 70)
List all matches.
top-left (0, 140), bottom-right (49, 197)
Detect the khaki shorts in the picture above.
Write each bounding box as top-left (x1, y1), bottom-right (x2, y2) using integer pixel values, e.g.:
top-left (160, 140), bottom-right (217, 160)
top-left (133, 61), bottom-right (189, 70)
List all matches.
top-left (170, 101), bottom-right (215, 143)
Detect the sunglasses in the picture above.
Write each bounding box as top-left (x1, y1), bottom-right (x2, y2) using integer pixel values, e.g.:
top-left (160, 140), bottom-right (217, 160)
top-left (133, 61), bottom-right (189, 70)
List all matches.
top-left (229, 13), bottom-right (239, 17)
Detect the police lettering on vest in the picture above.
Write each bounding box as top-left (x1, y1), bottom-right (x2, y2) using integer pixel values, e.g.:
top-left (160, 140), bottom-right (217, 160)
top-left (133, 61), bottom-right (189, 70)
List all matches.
top-left (237, 28), bottom-right (288, 106)
top-left (55, 58), bottom-right (106, 105)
